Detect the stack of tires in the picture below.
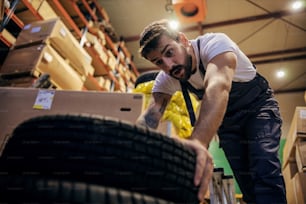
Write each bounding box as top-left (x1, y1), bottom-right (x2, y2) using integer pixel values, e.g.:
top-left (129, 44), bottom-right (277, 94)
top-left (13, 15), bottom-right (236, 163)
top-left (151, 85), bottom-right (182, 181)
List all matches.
top-left (0, 114), bottom-right (199, 204)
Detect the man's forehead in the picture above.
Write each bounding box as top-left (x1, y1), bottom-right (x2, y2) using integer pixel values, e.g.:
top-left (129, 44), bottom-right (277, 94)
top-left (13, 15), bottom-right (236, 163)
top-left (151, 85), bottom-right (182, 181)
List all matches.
top-left (154, 35), bottom-right (175, 52)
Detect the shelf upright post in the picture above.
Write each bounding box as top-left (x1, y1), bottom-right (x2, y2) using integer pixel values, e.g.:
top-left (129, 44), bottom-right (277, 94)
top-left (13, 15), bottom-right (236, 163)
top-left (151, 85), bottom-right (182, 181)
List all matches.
top-left (0, 0), bottom-right (20, 32)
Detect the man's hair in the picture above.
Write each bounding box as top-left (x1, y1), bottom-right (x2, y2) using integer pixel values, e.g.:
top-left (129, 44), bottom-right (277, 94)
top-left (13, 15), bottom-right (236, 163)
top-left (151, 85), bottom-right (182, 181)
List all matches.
top-left (139, 19), bottom-right (180, 59)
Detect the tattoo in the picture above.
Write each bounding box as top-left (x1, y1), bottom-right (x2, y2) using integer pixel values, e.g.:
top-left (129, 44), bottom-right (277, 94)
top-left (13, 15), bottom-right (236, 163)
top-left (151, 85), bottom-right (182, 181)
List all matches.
top-left (144, 109), bottom-right (159, 129)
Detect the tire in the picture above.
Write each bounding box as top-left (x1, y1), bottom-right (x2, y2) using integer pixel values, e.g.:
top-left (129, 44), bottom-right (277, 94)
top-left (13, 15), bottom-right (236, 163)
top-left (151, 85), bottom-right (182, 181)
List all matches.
top-left (134, 70), bottom-right (159, 88)
top-left (0, 175), bottom-right (174, 204)
top-left (0, 114), bottom-right (198, 203)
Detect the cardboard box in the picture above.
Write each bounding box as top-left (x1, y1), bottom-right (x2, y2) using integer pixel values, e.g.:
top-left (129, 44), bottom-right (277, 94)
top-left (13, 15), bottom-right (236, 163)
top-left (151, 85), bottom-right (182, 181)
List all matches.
top-left (85, 46), bottom-right (109, 76)
top-left (283, 161), bottom-right (298, 204)
top-left (283, 107), bottom-right (306, 167)
top-left (283, 161), bottom-right (298, 183)
top-left (14, 18), bottom-right (93, 76)
top-left (107, 49), bottom-right (117, 71)
top-left (94, 76), bottom-right (105, 87)
top-left (290, 172), bottom-right (306, 204)
top-left (14, 0), bottom-right (55, 23)
top-left (37, 0), bottom-right (57, 20)
top-left (103, 78), bottom-right (112, 91)
top-left (0, 87), bottom-right (144, 154)
top-left (15, 10), bottom-right (38, 25)
top-left (118, 77), bottom-right (126, 92)
top-left (0, 76), bottom-right (37, 88)
top-left (0, 29), bottom-right (16, 45)
top-left (27, 0), bottom-right (44, 10)
top-left (84, 33), bottom-right (109, 75)
top-left (0, 44), bottom-right (84, 90)
top-left (296, 107), bottom-right (306, 134)
top-left (295, 139), bottom-right (306, 172)
top-left (84, 75), bottom-right (104, 91)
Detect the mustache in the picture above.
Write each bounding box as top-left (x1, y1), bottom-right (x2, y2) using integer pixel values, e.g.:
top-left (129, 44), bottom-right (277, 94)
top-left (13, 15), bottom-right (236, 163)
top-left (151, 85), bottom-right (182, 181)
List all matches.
top-left (169, 65), bottom-right (184, 77)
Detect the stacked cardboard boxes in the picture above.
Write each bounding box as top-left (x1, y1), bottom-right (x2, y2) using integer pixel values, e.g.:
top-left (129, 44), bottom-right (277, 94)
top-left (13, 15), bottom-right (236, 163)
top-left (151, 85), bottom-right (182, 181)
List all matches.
top-left (0, 18), bottom-right (94, 90)
top-left (15, 0), bottom-right (57, 24)
top-left (282, 106), bottom-right (306, 204)
top-left (0, 0), bottom-right (138, 92)
top-left (84, 31), bottom-right (109, 76)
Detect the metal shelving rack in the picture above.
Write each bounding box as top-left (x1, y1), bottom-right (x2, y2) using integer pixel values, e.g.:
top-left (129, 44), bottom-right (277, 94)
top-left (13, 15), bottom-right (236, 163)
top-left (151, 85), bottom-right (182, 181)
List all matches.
top-left (0, 0), bottom-right (139, 92)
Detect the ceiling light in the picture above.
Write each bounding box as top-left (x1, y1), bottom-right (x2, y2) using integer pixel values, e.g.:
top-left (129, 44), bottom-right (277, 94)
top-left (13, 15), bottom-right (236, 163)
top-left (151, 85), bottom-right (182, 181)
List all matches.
top-left (291, 1), bottom-right (303, 10)
top-left (276, 70), bottom-right (285, 78)
top-left (169, 20), bottom-right (179, 30)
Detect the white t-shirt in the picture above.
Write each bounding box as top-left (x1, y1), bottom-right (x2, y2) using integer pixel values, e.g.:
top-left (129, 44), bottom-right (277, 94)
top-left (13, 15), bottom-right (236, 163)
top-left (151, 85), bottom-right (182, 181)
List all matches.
top-left (152, 33), bottom-right (256, 95)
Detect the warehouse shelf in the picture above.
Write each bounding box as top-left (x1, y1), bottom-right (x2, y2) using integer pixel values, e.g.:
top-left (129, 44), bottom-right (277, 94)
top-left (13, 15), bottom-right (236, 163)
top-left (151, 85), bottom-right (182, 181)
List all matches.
top-left (47, 0), bottom-right (83, 39)
top-left (89, 0), bottom-right (110, 22)
top-left (58, 0), bottom-right (88, 29)
top-left (18, 0), bottom-right (43, 21)
top-left (0, 6), bottom-right (24, 34)
top-left (0, 0), bottom-right (139, 92)
top-left (78, 0), bottom-right (98, 22)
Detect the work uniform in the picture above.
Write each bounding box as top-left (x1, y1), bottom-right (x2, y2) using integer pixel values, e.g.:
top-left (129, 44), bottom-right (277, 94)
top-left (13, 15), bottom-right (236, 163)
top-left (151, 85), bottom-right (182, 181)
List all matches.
top-left (152, 33), bottom-right (287, 203)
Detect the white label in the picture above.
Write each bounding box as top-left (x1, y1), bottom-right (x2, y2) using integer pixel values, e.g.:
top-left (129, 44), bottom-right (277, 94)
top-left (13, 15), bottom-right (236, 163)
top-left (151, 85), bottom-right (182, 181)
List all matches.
top-left (43, 52), bottom-right (53, 63)
top-left (24, 24), bottom-right (31, 30)
top-left (31, 26), bottom-right (41, 33)
top-left (300, 110), bottom-right (306, 119)
top-left (59, 27), bottom-right (66, 37)
top-left (33, 90), bottom-right (55, 110)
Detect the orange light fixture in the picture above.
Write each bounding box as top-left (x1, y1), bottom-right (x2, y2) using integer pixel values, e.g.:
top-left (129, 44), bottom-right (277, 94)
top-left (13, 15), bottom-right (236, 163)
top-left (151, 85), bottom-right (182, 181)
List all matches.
top-left (172, 0), bottom-right (207, 23)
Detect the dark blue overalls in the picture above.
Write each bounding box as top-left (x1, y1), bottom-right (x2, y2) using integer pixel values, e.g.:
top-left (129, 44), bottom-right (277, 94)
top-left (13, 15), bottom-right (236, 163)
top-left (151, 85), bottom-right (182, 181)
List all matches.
top-left (180, 40), bottom-right (287, 204)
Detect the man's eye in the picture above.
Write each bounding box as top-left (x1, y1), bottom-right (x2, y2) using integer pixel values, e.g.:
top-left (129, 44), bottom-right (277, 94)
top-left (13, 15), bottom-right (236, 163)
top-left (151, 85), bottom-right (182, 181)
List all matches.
top-left (166, 49), bottom-right (174, 57)
top-left (156, 60), bottom-right (163, 66)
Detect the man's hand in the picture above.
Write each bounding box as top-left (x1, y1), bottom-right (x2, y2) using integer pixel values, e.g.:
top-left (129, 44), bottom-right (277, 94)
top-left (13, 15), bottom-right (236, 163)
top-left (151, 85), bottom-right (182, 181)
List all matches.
top-left (175, 137), bottom-right (214, 202)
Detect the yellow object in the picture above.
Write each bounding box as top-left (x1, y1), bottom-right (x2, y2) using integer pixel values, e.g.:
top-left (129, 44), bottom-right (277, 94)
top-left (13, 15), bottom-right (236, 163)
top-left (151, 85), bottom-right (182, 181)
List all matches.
top-left (133, 80), bottom-right (199, 138)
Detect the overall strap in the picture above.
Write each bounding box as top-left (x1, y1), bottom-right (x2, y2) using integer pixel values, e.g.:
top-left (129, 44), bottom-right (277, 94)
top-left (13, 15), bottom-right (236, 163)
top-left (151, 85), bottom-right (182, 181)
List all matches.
top-left (180, 39), bottom-right (205, 126)
top-left (180, 81), bottom-right (196, 126)
top-left (197, 39), bottom-right (206, 77)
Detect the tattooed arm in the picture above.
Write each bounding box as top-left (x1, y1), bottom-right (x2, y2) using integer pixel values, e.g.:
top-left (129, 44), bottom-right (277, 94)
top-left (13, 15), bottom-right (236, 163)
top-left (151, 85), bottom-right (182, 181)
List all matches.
top-left (136, 92), bottom-right (172, 129)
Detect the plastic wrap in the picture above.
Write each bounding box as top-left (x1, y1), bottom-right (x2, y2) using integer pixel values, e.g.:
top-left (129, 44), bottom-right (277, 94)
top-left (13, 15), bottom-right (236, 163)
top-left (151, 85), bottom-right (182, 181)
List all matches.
top-left (133, 80), bottom-right (199, 138)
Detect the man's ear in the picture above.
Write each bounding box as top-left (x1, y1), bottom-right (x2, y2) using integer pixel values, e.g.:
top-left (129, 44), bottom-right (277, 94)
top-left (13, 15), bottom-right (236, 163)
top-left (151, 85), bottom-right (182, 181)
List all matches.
top-left (178, 32), bottom-right (189, 46)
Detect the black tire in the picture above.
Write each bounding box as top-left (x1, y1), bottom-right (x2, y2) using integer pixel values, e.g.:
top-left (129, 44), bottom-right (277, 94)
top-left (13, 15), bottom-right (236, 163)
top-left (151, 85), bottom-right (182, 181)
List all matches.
top-left (0, 114), bottom-right (198, 203)
top-left (0, 175), bottom-right (174, 204)
top-left (134, 70), bottom-right (160, 88)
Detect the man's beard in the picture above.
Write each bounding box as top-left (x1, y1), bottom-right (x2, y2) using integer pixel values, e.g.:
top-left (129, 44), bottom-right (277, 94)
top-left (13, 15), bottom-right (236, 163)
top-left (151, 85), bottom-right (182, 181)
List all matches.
top-left (169, 54), bottom-right (193, 82)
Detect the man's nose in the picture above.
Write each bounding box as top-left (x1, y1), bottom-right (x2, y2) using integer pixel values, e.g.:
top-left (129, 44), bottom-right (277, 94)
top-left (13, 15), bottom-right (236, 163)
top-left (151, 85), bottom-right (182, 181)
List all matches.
top-left (162, 58), bottom-right (174, 71)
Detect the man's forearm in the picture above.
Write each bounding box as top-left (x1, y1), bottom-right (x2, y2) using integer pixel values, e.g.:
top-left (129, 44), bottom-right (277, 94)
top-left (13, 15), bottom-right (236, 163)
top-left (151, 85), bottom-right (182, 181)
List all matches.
top-left (136, 109), bottom-right (160, 129)
top-left (191, 86), bottom-right (230, 148)
top-left (136, 92), bottom-right (171, 129)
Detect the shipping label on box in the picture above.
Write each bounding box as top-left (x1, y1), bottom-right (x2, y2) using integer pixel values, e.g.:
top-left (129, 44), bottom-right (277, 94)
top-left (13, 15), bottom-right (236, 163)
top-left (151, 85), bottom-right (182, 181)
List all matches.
top-left (297, 107), bottom-right (306, 134)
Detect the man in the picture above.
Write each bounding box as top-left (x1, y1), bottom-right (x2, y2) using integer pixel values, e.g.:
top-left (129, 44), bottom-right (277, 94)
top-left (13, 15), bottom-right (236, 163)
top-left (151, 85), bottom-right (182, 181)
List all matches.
top-left (137, 19), bottom-right (287, 203)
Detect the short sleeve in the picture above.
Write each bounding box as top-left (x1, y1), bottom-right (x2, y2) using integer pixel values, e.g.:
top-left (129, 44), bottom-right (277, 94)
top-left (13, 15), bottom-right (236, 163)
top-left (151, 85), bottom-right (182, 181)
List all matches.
top-left (200, 33), bottom-right (238, 64)
top-left (152, 71), bottom-right (180, 95)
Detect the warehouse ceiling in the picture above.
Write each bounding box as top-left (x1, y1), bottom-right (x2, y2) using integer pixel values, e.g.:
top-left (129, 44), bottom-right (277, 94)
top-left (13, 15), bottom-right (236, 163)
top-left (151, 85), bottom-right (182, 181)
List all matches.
top-left (98, 0), bottom-right (306, 94)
